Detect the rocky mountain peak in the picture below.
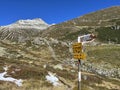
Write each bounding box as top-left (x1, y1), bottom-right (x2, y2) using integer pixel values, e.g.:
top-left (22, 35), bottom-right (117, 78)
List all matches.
top-left (15, 18), bottom-right (48, 25)
top-left (5, 18), bottom-right (49, 30)
top-left (0, 18), bottom-right (49, 41)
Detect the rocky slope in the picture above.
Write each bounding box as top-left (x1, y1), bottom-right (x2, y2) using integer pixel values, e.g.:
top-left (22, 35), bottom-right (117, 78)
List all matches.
top-left (0, 38), bottom-right (120, 90)
top-left (0, 18), bottom-right (49, 42)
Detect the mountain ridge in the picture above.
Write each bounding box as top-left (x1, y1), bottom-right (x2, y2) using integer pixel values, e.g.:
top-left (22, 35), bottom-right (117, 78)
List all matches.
top-left (41, 6), bottom-right (120, 43)
top-left (0, 6), bottom-right (120, 43)
top-left (0, 18), bottom-right (49, 42)
top-left (1, 18), bottom-right (49, 30)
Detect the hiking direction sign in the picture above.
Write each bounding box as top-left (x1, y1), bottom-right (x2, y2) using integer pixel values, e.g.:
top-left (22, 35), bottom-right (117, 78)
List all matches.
top-left (73, 53), bottom-right (86, 60)
top-left (72, 43), bottom-right (86, 60)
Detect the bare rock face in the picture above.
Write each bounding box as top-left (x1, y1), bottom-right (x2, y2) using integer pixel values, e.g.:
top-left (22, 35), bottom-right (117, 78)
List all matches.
top-left (5, 18), bottom-right (49, 30)
top-left (0, 18), bottom-right (49, 42)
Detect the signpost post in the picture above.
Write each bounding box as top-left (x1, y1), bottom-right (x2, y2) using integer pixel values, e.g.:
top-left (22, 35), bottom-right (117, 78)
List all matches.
top-left (78, 59), bottom-right (81, 90)
top-left (72, 42), bottom-right (85, 90)
top-left (72, 34), bottom-right (96, 90)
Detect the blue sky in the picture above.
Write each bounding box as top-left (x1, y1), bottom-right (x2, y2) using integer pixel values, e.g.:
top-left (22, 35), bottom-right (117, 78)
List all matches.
top-left (0, 0), bottom-right (120, 25)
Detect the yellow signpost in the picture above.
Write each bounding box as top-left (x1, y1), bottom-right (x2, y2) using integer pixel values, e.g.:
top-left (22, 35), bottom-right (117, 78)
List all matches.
top-left (73, 53), bottom-right (86, 60)
top-left (72, 42), bottom-right (86, 90)
top-left (72, 42), bottom-right (86, 60)
top-left (72, 34), bottom-right (95, 90)
top-left (72, 43), bottom-right (82, 53)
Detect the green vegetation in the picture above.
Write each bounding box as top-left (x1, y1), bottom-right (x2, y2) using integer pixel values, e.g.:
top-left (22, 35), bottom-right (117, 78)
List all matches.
top-left (61, 28), bottom-right (90, 41)
top-left (96, 27), bottom-right (120, 43)
top-left (87, 45), bottom-right (120, 66)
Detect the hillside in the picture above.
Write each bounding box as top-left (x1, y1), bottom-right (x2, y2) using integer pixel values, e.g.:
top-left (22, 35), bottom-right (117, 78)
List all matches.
top-left (0, 6), bottom-right (120, 90)
top-left (0, 39), bottom-right (120, 90)
top-left (41, 6), bottom-right (120, 43)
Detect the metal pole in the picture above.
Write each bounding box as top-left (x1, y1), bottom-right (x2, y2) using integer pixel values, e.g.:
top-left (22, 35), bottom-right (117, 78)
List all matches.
top-left (78, 59), bottom-right (81, 90)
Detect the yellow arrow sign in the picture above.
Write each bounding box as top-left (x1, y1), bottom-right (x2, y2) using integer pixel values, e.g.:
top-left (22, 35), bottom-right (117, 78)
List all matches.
top-left (73, 53), bottom-right (86, 60)
top-left (72, 43), bottom-right (82, 53)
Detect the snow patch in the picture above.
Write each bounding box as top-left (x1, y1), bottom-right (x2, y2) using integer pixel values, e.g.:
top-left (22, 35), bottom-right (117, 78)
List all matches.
top-left (0, 66), bottom-right (23, 86)
top-left (46, 72), bottom-right (60, 86)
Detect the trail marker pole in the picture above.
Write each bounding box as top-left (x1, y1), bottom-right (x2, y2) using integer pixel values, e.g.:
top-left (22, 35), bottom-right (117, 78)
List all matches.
top-left (72, 42), bottom-right (84, 90)
top-left (72, 34), bottom-right (96, 90)
top-left (78, 59), bottom-right (81, 90)
top-left (77, 36), bottom-right (82, 90)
